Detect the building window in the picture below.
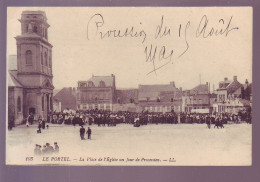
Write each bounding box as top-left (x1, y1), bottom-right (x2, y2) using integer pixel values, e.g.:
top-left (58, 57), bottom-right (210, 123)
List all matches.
top-left (25, 50), bottom-right (32, 65)
top-left (33, 26), bottom-right (37, 33)
top-left (157, 97), bottom-right (160, 102)
top-left (42, 96), bottom-right (44, 111)
top-left (41, 52), bottom-right (43, 65)
top-left (171, 98), bottom-right (174, 102)
top-left (130, 98), bottom-right (134, 103)
top-left (17, 97), bottom-right (21, 112)
top-left (44, 52), bottom-right (48, 66)
top-left (99, 81), bottom-right (106, 87)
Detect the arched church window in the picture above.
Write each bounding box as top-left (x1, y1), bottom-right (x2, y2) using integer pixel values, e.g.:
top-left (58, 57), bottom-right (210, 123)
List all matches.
top-left (42, 96), bottom-right (44, 111)
top-left (88, 81), bottom-right (94, 87)
top-left (99, 81), bottom-right (106, 87)
top-left (44, 52), bottom-right (48, 66)
top-left (33, 26), bottom-right (37, 33)
top-left (17, 97), bottom-right (21, 112)
top-left (25, 50), bottom-right (32, 65)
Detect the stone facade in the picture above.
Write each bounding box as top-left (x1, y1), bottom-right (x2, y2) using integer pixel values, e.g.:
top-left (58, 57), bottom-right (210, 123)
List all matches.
top-left (8, 11), bottom-right (54, 125)
top-left (77, 75), bottom-right (116, 111)
top-left (182, 83), bottom-right (212, 113)
top-left (138, 82), bottom-right (182, 113)
top-left (213, 76), bottom-right (251, 113)
top-left (77, 76), bottom-right (182, 113)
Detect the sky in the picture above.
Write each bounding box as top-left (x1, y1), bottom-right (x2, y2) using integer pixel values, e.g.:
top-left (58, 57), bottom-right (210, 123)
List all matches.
top-left (7, 7), bottom-right (252, 90)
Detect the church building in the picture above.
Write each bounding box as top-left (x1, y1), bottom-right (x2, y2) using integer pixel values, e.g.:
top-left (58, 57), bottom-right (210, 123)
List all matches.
top-left (8, 11), bottom-right (54, 125)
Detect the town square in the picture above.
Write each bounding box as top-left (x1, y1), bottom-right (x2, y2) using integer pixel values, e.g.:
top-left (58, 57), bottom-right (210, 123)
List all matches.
top-left (6, 8), bottom-right (252, 166)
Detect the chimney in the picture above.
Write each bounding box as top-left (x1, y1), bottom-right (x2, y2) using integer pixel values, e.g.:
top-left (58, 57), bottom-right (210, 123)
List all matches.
top-left (170, 81), bottom-right (176, 88)
top-left (245, 79), bottom-right (249, 85)
top-left (206, 82), bottom-right (208, 86)
top-left (233, 76), bottom-right (237, 81)
top-left (224, 77), bottom-right (228, 81)
top-left (179, 87), bottom-right (182, 92)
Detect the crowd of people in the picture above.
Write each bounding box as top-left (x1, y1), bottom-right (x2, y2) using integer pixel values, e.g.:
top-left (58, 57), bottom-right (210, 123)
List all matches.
top-left (34, 142), bottom-right (59, 156)
top-left (26, 108), bottom-right (251, 130)
top-left (43, 109), bottom-right (251, 126)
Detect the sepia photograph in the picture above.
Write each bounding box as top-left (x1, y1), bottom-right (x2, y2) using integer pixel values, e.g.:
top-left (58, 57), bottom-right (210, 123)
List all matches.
top-left (6, 7), bottom-right (252, 166)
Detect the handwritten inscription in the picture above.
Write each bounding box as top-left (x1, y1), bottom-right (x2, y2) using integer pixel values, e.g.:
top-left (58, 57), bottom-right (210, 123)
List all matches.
top-left (87, 14), bottom-right (147, 43)
top-left (86, 14), bottom-right (239, 75)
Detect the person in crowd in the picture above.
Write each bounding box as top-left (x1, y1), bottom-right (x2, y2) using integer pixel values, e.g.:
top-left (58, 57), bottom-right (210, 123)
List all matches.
top-left (34, 144), bottom-right (42, 156)
top-left (45, 143), bottom-right (54, 154)
top-left (28, 113), bottom-right (34, 125)
top-left (37, 117), bottom-right (42, 133)
top-left (42, 118), bottom-right (46, 129)
top-left (54, 142), bottom-right (59, 153)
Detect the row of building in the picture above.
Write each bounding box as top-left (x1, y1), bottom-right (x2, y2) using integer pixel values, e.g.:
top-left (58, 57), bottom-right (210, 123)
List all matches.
top-left (53, 74), bottom-right (252, 115)
top-left (7, 11), bottom-right (252, 126)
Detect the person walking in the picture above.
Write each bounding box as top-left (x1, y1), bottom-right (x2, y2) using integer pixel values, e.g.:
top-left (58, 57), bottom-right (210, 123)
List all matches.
top-left (37, 118), bottom-right (42, 133)
top-left (87, 127), bottom-right (92, 139)
top-left (80, 126), bottom-right (85, 140)
top-left (28, 113), bottom-right (34, 125)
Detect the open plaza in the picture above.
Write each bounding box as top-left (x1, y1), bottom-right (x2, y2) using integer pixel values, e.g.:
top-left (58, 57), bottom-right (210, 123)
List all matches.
top-left (6, 123), bottom-right (252, 166)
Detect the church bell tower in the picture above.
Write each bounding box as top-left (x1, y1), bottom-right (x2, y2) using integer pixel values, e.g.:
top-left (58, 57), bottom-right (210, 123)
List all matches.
top-left (15, 11), bottom-right (54, 119)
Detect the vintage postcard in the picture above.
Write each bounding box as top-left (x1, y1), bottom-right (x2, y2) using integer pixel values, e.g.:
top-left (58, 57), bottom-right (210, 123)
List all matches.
top-left (6, 7), bottom-right (252, 166)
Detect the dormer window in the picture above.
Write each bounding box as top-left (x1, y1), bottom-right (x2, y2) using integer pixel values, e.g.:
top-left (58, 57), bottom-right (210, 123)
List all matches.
top-left (88, 81), bottom-right (94, 87)
top-left (99, 81), bottom-right (106, 87)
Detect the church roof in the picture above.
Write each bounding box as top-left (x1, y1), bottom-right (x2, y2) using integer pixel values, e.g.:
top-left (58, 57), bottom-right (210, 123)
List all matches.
top-left (8, 70), bottom-right (23, 88)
